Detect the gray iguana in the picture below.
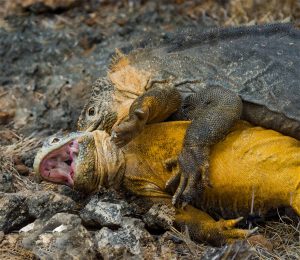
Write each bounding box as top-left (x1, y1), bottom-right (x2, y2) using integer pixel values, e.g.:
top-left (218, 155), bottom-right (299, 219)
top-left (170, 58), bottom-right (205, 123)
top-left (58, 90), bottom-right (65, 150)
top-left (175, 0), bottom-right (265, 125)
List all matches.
top-left (77, 23), bottom-right (300, 205)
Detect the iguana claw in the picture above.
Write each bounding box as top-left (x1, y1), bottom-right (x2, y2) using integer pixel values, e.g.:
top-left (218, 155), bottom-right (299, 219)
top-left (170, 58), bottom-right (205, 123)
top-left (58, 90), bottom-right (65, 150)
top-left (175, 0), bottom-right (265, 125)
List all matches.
top-left (111, 109), bottom-right (148, 148)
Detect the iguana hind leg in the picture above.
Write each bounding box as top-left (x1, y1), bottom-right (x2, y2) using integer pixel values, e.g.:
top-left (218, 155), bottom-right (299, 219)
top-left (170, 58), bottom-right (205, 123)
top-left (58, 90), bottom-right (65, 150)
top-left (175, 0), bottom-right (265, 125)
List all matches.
top-left (172, 86), bottom-right (243, 205)
top-left (111, 85), bottom-right (181, 147)
top-left (149, 197), bottom-right (256, 246)
top-left (174, 203), bottom-right (256, 246)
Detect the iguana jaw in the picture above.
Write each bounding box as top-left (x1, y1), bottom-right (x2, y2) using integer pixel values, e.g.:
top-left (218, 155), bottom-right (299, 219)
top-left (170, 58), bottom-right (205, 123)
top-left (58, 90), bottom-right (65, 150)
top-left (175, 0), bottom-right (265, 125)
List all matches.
top-left (34, 130), bottom-right (125, 193)
top-left (38, 140), bottom-right (78, 186)
top-left (34, 132), bottom-right (98, 192)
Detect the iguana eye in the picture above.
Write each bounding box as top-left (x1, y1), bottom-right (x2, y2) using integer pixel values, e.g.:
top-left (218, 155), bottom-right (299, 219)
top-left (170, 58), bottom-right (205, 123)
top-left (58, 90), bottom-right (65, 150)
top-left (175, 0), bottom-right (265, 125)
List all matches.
top-left (88, 107), bottom-right (96, 116)
top-left (51, 137), bottom-right (60, 144)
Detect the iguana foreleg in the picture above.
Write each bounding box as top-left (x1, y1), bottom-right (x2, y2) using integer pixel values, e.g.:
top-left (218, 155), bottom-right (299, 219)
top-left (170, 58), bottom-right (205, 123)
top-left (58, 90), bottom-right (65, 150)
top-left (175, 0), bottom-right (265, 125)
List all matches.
top-left (171, 86), bottom-right (243, 205)
top-left (111, 85), bottom-right (181, 147)
top-left (112, 84), bottom-right (242, 206)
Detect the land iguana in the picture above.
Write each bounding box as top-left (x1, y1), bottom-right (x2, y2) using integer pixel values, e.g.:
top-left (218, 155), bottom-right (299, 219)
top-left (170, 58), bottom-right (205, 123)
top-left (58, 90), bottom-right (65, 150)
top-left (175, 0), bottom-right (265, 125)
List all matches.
top-left (34, 121), bottom-right (300, 245)
top-left (77, 23), bottom-right (300, 205)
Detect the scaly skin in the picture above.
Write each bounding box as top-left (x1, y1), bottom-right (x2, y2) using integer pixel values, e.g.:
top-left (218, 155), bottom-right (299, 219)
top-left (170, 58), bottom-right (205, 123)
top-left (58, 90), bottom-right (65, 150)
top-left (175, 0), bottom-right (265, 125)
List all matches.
top-left (77, 23), bottom-right (300, 205)
top-left (34, 121), bottom-right (300, 245)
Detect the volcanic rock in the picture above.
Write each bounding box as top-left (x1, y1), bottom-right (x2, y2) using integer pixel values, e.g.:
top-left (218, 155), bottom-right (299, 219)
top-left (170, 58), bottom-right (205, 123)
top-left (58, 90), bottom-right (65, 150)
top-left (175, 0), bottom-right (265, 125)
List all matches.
top-left (0, 190), bottom-right (76, 232)
top-left (80, 194), bottom-right (131, 228)
top-left (94, 217), bottom-right (153, 258)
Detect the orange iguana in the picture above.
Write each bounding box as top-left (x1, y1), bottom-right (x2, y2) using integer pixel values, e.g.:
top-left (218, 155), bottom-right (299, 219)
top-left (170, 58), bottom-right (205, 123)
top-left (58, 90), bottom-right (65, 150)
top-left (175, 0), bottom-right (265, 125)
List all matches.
top-left (77, 23), bottom-right (300, 204)
top-left (34, 121), bottom-right (300, 245)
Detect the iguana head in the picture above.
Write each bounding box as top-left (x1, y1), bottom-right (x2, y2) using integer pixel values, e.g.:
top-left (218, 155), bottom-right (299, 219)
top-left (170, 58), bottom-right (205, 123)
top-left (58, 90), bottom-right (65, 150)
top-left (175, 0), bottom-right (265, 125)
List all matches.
top-left (34, 130), bottom-right (125, 193)
top-left (77, 77), bottom-right (117, 133)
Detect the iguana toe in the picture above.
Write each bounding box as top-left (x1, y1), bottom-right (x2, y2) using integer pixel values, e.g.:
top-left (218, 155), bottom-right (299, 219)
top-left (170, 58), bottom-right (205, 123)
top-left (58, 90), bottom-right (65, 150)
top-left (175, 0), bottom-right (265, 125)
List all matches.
top-left (171, 174), bottom-right (187, 206)
top-left (165, 170), bottom-right (180, 194)
top-left (171, 174), bottom-right (201, 206)
top-left (111, 131), bottom-right (129, 148)
top-left (202, 218), bottom-right (258, 244)
top-left (222, 227), bottom-right (258, 239)
top-left (111, 124), bottom-right (138, 147)
top-left (163, 157), bottom-right (178, 171)
top-left (111, 112), bottom-right (147, 147)
top-left (219, 217), bottom-right (244, 228)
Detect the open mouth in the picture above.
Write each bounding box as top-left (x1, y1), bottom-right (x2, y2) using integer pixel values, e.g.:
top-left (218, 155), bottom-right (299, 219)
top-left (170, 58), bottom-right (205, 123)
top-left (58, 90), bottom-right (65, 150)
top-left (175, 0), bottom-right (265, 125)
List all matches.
top-left (40, 140), bottom-right (79, 187)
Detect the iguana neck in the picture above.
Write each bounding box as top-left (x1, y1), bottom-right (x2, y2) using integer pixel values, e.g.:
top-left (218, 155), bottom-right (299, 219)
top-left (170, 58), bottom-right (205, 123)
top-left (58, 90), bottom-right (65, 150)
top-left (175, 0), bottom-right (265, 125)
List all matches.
top-left (92, 130), bottom-right (125, 190)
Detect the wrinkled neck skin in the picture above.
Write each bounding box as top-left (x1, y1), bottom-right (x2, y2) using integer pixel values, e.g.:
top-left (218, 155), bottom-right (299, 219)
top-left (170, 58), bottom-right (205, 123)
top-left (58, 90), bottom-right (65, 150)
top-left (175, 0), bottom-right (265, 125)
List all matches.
top-left (91, 130), bottom-right (125, 191)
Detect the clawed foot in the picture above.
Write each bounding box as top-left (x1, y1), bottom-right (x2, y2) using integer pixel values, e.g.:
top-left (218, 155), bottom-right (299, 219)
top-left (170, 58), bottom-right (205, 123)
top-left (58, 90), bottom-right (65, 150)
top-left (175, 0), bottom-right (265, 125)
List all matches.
top-left (218, 217), bottom-right (258, 241)
top-left (111, 109), bottom-right (149, 148)
top-left (166, 169), bottom-right (202, 206)
top-left (204, 217), bottom-right (258, 245)
top-left (165, 148), bottom-right (212, 207)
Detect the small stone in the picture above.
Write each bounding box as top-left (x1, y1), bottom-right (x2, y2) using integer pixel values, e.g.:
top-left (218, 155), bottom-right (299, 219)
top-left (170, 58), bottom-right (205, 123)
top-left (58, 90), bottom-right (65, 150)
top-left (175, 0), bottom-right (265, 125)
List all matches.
top-left (12, 155), bottom-right (22, 165)
top-left (19, 222), bottom-right (35, 233)
top-left (0, 111), bottom-right (12, 124)
top-left (247, 234), bottom-right (273, 252)
top-left (143, 203), bottom-right (175, 230)
top-left (15, 164), bottom-right (29, 175)
top-left (80, 194), bottom-right (131, 228)
top-left (52, 224), bottom-right (68, 233)
top-left (0, 170), bottom-right (14, 193)
top-left (94, 217), bottom-right (153, 258)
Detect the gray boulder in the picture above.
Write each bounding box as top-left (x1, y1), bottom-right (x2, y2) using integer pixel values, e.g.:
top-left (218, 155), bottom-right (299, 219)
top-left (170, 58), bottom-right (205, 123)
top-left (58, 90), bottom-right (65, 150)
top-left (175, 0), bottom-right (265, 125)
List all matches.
top-left (80, 194), bottom-right (131, 228)
top-left (0, 190), bottom-right (76, 232)
top-left (94, 217), bottom-right (153, 258)
top-left (21, 213), bottom-right (97, 259)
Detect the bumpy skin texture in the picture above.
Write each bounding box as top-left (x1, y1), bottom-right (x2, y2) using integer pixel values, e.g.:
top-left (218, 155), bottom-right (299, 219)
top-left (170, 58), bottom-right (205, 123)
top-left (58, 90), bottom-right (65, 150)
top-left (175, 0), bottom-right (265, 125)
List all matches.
top-left (77, 23), bottom-right (300, 205)
top-left (34, 121), bottom-right (300, 245)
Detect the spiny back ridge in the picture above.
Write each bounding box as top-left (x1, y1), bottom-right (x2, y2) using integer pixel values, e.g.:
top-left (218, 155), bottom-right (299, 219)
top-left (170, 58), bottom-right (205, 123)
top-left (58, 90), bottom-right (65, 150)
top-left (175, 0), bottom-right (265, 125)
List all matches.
top-left (109, 23), bottom-right (298, 65)
top-left (166, 23), bottom-right (297, 52)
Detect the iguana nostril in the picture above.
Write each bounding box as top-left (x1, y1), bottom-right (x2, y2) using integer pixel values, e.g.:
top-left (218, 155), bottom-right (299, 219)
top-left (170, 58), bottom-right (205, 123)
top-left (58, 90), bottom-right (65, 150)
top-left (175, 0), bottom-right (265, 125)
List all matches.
top-left (65, 159), bottom-right (72, 166)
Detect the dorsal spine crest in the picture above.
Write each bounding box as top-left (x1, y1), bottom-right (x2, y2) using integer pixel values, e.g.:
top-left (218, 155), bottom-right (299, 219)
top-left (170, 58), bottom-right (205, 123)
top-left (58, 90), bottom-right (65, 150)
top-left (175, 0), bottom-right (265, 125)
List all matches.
top-left (109, 48), bottom-right (129, 72)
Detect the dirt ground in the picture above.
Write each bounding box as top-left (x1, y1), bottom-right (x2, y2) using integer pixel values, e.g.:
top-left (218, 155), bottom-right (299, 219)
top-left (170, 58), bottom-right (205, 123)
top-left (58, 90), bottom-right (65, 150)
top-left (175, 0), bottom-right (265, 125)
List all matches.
top-left (0, 0), bottom-right (299, 259)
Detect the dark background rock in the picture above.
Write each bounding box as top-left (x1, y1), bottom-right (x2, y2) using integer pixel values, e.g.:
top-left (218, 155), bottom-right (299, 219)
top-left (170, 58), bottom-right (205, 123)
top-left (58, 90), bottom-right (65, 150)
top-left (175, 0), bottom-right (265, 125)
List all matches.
top-left (0, 1), bottom-right (216, 136)
top-left (0, 191), bottom-right (76, 233)
top-left (0, 192), bottom-right (29, 232)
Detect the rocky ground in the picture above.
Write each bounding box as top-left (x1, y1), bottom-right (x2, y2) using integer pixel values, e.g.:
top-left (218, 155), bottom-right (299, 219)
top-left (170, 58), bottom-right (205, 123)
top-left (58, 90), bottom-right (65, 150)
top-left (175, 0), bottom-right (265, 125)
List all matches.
top-left (0, 0), bottom-right (299, 259)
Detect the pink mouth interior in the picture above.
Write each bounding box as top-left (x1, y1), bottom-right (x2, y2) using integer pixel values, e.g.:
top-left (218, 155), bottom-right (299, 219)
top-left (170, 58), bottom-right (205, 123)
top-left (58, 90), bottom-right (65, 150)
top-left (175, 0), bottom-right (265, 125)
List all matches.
top-left (40, 140), bottom-right (79, 187)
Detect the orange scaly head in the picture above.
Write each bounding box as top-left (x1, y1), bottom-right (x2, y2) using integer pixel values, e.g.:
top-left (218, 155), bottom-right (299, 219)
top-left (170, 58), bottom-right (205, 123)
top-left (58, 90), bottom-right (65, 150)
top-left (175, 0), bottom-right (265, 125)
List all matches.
top-left (78, 48), bottom-right (153, 134)
top-left (77, 77), bottom-right (117, 133)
